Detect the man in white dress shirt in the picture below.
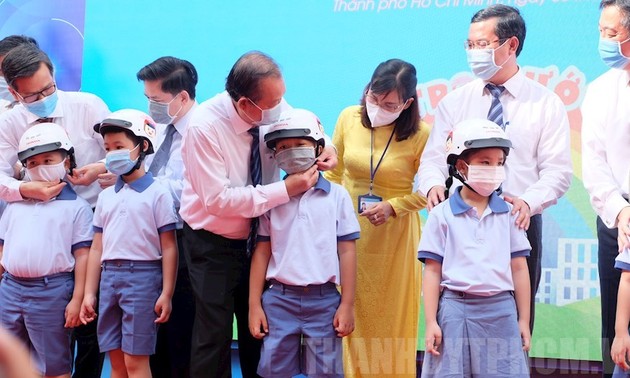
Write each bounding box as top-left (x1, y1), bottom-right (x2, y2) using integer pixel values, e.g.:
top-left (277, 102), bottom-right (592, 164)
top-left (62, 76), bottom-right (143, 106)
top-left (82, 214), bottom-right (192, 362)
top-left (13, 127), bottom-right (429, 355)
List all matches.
top-left (582, 1), bottom-right (630, 375)
top-left (0, 43), bottom-right (109, 378)
top-left (417, 4), bottom-right (572, 336)
top-left (136, 56), bottom-right (198, 378)
top-left (180, 51), bottom-right (337, 378)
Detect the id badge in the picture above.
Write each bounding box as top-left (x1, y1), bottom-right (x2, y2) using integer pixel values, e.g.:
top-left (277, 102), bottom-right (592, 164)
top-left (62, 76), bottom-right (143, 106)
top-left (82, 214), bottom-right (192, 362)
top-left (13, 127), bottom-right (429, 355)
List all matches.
top-left (358, 194), bottom-right (382, 213)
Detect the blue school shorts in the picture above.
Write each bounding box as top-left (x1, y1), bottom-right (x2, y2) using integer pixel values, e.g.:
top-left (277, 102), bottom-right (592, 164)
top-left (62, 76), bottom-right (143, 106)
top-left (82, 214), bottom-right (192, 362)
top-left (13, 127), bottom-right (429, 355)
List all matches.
top-left (0, 272), bottom-right (74, 376)
top-left (98, 260), bottom-right (162, 356)
top-left (421, 289), bottom-right (529, 378)
top-left (258, 280), bottom-right (343, 378)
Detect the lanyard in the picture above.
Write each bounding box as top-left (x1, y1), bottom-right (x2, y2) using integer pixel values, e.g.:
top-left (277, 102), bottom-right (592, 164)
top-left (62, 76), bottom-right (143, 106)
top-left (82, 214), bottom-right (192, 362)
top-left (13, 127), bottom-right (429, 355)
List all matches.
top-left (369, 127), bottom-right (396, 194)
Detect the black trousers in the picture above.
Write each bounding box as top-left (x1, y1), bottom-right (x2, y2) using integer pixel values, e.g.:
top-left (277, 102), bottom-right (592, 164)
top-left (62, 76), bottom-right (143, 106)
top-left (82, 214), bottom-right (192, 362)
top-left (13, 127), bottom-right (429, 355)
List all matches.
top-left (150, 230), bottom-right (195, 378)
top-left (597, 217), bottom-right (621, 378)
top-left (526, 214), bottom-right (543, 336)
top-left (183, 223), bottom-right (262, 378)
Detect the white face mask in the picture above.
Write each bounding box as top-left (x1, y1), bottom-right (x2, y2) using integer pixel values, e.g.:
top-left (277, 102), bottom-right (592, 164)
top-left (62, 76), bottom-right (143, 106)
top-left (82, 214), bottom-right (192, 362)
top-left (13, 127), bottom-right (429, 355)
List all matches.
top-left (275, 146), bottom-right (317, 174)
top-left (0, 77), bottom-right (13, 102)
top-left (462, 164), bottom-right (505, 196)
top-left (26, 160), bottom-right (68, 182)
top-left (466, 40), bottom-right (510, 81)
top-left (366, 101), bottom-right (403, 128)
top-left (246, 98), bottom-right (283, 126)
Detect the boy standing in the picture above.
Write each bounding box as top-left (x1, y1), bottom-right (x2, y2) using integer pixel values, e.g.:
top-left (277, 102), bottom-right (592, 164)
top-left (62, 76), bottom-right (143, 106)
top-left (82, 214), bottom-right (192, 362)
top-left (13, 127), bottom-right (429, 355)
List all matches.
top-left (80, 109), bottom-right (178, 378)
top-left (248, 109), bottom-right (359, 378)
top-left (0, 123), bottom-right (93, 377)
top-left (419, 119), bottom-right (531, 377)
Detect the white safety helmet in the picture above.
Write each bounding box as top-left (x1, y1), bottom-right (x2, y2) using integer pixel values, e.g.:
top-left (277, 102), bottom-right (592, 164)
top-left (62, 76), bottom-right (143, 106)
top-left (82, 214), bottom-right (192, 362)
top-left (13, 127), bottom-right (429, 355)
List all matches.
top-left (446, 118), bottom-right (512, 165)
top-left (264, 108), bottom-right (326, 150)
top-left (93, 109), bottom-right (157, 154)
top-left (18, 122), bottom-right (75, 165)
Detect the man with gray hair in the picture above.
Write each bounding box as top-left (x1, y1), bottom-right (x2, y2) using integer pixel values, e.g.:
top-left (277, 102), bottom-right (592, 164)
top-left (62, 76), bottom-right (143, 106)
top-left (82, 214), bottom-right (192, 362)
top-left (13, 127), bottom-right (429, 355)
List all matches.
top-left (582, 1), bottom-right (630, 375)
top-left (180, 51), bottom-right (337, 377)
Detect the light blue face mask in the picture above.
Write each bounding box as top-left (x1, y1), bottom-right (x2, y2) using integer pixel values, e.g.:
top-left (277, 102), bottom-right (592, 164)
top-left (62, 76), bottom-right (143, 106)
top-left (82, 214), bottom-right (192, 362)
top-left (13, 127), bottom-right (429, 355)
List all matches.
top-left (598, 37), bottom-right (630, 69)
top-left (105, 145), bottom-right (140, 176)
top-left (0, 77), bottom-right (13, 102)
top-left (24, 90), bottom-right (58, 118)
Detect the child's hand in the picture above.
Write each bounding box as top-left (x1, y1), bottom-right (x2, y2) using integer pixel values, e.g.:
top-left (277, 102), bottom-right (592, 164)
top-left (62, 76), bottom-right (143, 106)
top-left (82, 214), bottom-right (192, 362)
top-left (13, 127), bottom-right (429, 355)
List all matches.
top-left (333, 303), bottom-right (354, 337)
top-left (64, 297), bottom-right (82, 328)
top-left (425, 321), bottom-right (442, 356)
top-left (612, 333), bottom-right (630, 370)
top-left (248, 304), bottom-right (268, 339)
top-left (154, 294), bottom-right (172, 323)
top-left (79, 294), bottom-right (97, 325)
top-left (518, 319), bottom-right (531, 352)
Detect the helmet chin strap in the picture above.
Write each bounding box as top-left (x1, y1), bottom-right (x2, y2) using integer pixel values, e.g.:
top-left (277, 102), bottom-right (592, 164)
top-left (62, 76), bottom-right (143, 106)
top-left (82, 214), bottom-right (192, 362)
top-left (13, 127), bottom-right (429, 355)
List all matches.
top-left (122, 151), bottom-right (146, 177)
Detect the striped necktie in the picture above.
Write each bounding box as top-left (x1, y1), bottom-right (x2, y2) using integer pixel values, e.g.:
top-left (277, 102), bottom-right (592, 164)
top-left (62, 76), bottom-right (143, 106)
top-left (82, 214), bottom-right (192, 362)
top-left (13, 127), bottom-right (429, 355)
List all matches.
top-left (486, 83), bottom-right (506, 129)
top-left (247, 127), bottom-right (262, 257)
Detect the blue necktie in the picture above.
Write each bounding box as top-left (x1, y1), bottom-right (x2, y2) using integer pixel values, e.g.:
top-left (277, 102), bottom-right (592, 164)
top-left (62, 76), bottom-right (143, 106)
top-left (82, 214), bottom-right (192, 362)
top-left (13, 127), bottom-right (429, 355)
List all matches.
top-left (486, 84), bottom-right (506, 129)
top-left (148, 124), bottom-right (176, 175)
top-left (247, 127), bottom-right (262, 256)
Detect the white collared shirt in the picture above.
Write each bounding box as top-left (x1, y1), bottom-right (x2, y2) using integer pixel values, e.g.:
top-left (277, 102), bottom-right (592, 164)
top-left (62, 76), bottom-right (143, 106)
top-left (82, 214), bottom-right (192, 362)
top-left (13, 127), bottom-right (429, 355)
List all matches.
top-left (581, 69), bottom-right (630, 228)
top-left (144, 103), bottom-right (198, 229)
top-left (257, 175), bottom-right (360, 286)
top-left (179, 91), bottom-right (291, 239)
top-left (0, 90), bottom-right (110, 206)
top-left (0, 185), bottom-right (93, 277)
top-left (418, 69), bottom-right (572, 215)
top-left (418, 188), bottom-right (531, 296)
top-left (94, 173), bottom-right (178, 261)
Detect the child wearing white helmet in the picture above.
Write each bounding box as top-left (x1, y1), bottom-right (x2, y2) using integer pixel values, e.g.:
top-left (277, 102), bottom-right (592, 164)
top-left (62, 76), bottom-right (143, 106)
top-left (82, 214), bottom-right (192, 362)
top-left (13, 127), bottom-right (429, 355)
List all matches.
top-left (79, 109), bottom-right (178, 378)
top-left (0, 122), bottom-right (93, 377)
top-left (418, 118), bottom-right (532, 377)
top-left (249, 109), bottom-right (360, 378)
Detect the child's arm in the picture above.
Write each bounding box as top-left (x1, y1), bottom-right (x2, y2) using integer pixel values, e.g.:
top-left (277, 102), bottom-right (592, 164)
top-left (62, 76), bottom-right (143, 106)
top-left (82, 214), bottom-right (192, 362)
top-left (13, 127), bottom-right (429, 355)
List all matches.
top-left (248, 241), bottom-right (271, 339)
top-left (511, 256), bottom-right (531, 352)
top-left (80, 233), bottom-right (103, 325)
top-left (0, 245), bottom-right (4, 278)
top-left (423, 259), bottom-right (443, 356)
top-left (155, 230), bottom-right (178, 324)
top-left (334, 240), bottom-right (356, 337)
top-left (65, 246), bottom-right (89, 328)
top-left (612, 271), bottom-right (630, 370)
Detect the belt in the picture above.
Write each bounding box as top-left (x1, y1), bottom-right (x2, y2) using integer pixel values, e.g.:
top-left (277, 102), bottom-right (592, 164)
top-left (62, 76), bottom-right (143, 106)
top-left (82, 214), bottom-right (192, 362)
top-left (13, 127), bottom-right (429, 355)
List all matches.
top-left (184, 223), bottom-right (247, 249)
top-left (442, 288), bottom-right (500, 299)
top-left (268, 279), bottom-right (337, 295)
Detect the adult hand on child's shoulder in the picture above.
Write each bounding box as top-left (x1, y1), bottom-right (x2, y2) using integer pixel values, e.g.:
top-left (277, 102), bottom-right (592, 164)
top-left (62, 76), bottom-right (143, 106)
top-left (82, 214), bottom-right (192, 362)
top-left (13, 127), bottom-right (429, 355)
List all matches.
top-left (154, 293), bottom-right (172, 323)
top-left (333, 303), bottom-right (354, 337)
top-left (504, 196), bottom-right (531, 230)
top-left (79, 294), bottom-right (97, 325)
top-left (426, 186), bottom-right (446, 212)
top-left (248, 304), bottom-right (268, 339)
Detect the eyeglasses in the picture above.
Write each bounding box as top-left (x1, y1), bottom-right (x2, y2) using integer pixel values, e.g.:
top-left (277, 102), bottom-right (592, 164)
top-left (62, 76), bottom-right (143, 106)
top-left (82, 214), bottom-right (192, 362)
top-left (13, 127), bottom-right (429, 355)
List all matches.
top-left (464, 38), bottom-right (508, 50)
top-left (365, 92), bottom-right (407, 113)
top-left (15, 83), bottom-right (57, 104)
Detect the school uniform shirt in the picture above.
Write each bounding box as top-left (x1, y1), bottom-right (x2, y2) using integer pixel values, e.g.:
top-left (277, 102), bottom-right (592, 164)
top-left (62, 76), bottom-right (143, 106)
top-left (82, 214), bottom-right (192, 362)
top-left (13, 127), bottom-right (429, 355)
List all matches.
top-left (257, 174), bottom-right (360, 286)
top-left (417, 69), bottom-right (572, 216)
top-left (0, 90), bottom-right (110, 207)
top-left (0, 185), bottom-right (93, 277)
top-left (93, 173), bottom-right (178, 261)
top-left (418, 188), bottom-right (531, 296)
top-left (144, 103), bottom-right (197, 229)
top-left (582, 69), bottom-right (630, 228)
top-left (180, 91), bottom-right (332, 240)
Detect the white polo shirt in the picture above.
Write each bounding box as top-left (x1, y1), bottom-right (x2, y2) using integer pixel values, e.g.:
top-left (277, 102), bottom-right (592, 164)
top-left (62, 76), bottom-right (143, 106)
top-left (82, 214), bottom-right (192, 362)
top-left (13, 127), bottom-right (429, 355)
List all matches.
top-left (0, 90), bottom-right (110, 206)
top-left (94, 172), bottom-right (178, 262)
top-left (257, 175), bottom-right (360, 286)
top-left (418, 188), bottom-right (531, 296)
top-left (0, 185), bottom-right (93, 277)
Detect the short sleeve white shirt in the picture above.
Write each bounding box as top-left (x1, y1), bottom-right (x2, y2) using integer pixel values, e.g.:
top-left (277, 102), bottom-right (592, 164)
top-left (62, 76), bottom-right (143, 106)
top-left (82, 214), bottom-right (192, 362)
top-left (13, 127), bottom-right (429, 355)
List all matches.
top-left (257, 175), bottom-right (360, 286)
top-left (94, 173), bottom-right (177, 261)
top-left (418, 188), bottom-right (531, 296)
top-left (0, 185), bottom-right (93, 277)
